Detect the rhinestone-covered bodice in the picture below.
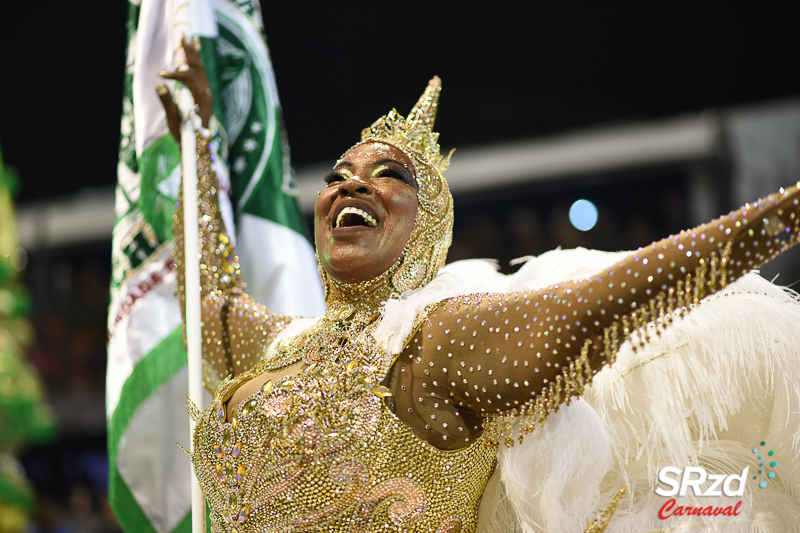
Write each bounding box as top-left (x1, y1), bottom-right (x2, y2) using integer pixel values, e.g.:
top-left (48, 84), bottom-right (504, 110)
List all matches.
top-left (188, 331), bottom-right (497, 533)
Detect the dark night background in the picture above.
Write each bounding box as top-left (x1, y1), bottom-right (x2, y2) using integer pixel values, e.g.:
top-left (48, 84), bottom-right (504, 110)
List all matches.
top-left (2, 3), bottom-right (800, 202)
top-left (1, 2), bottom-right (800, 531)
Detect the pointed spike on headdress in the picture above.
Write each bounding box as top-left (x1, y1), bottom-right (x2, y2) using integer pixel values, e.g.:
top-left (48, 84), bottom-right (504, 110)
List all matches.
top-left (407, 76), bottom-right (441, 130)
top-left (438, 148), bottom-right (455, 173)
top-left (359, 75), bottom-right (448, 174)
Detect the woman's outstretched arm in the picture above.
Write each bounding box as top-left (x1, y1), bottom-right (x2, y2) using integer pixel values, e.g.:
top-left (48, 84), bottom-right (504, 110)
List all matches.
top-left (400, 183), bottom-right (800, 446)
top-left (163, 37), bottom-right (294, 392)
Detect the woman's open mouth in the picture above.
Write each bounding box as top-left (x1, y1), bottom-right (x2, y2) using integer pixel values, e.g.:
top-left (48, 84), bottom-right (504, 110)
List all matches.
top-left (334, 207), bottom-right (378, 228)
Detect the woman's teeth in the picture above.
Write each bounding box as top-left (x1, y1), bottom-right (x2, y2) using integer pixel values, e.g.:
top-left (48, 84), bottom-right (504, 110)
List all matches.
top-left (336, 207), bottom-right (378, 228)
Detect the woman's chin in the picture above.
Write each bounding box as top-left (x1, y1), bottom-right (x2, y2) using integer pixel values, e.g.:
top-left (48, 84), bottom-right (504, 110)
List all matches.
top-left (323, 264), bottom-right (386, 285)
top-left (320, 252), bottom-right (397, 285)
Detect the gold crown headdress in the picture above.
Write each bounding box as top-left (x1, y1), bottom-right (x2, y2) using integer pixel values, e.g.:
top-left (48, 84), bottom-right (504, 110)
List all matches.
top-left (319, 77), bottom-right (454, 322)
top-left (359, 76), bottom-right (454, 294)
top-left (359, 76), bottom-right (453, 175)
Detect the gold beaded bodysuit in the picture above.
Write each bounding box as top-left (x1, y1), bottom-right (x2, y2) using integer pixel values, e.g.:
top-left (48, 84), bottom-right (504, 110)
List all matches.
top-left (174, 78), bottom-right (800, 533)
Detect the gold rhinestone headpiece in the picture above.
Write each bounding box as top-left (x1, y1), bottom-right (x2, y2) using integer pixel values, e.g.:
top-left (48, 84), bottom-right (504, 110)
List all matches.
top-left (319, 77), bottom-right (454, 320)
top-left (359, 76), bottom-right (453, 176)
top-left (360, 77), bottom-right (455, 293)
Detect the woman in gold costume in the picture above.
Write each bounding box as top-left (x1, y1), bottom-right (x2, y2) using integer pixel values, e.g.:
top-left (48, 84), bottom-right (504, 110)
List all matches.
top-left (160, 38), bottom-right (800, 532)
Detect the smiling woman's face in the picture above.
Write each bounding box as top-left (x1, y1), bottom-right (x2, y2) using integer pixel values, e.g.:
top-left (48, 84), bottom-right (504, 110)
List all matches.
top-left (314, 142), bottom-right (419, 284)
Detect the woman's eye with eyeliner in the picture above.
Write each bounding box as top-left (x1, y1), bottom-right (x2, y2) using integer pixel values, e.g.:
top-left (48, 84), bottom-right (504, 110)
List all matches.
top-left (378, 169), bottom-right (407, 182)
top-left (324, 172), bottom-right (345, 186)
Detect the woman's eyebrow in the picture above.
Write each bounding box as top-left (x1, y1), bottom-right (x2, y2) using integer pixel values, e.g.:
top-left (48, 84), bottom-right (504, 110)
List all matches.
top-left (374, 158), bottom-right (406, 167)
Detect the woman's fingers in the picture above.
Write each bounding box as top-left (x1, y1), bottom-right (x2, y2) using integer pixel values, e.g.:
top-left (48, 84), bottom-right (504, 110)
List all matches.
top-left (156, 83), bottom-right (181, 143)
top-left (159, 66), bottom-right (191, 81)
top-left (181, 36), bottom-right (213, 128)
top-left (156, 35), bottom-right (213, 129)
top-left (182, 35), bottom-right (204, 71)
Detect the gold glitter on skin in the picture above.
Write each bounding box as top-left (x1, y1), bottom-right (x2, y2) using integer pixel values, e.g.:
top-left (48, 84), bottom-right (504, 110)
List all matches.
top-left (316, 143), bottom-right (418, 285)
top-left (174, 78), bottom-right (800, 532)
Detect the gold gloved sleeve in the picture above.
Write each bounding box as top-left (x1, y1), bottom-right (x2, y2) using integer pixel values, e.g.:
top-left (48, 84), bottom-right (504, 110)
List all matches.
top-left (173, 132), bottom-right (293, 392)
top-left (398, 184), bottom-right (800, 447)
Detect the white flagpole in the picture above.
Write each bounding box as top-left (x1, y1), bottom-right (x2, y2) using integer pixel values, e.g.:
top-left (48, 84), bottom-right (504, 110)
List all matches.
top-left (175, 0), bottom-right (207, 529)
top-left (178, 50), bottom-right (207, 533)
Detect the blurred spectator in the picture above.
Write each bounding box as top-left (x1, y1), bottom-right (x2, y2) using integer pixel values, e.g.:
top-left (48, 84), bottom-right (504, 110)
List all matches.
top-left (28, 497), bottom-right (73, 533)
top-left (62, 484), bottom-right (100, 533)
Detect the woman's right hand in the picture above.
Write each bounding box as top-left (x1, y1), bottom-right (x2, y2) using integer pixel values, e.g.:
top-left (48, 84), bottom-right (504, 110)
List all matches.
top-left (156, 35), bottom-right (213, 143)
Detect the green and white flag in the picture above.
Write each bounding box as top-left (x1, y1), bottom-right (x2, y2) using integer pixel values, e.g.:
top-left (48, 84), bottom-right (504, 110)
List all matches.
top-left (108, 1), bottom-right (324, 531)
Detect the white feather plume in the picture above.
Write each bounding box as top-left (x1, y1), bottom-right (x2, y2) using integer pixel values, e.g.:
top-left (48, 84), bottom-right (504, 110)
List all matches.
top-left (274, 249), bottom-right (800, 531)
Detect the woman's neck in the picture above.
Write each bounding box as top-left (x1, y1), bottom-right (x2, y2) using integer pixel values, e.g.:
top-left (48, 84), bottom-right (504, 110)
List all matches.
top-left (323, 260), bottom-right (400, 329)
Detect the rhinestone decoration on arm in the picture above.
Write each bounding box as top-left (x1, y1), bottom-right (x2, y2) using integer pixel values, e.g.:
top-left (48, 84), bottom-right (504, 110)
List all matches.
top-left (406, 184), bottom-right (800, 447)
top-left (173, 132), bottom-right (294, 391)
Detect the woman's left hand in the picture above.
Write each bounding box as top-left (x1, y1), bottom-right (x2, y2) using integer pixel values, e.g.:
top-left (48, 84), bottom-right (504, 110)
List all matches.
top-left (156, 35), bottom-right (212, 142)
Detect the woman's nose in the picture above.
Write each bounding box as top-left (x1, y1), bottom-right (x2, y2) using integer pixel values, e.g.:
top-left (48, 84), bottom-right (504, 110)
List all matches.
top-left (338, 176), bottom-right (374, 197)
